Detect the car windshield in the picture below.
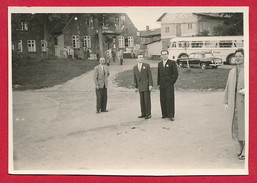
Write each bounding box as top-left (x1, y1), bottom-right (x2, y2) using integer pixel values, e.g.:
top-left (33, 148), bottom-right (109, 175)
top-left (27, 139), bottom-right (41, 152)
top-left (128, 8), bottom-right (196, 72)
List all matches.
top-left (189, 54), bottom-right (195, 58)
top-left (204, 53), bottom-right (214, 58)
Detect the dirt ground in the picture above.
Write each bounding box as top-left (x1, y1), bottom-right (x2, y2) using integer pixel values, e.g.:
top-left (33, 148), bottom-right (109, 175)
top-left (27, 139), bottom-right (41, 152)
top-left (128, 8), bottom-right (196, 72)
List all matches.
top-left (11, 59), bottom-right (246, 175)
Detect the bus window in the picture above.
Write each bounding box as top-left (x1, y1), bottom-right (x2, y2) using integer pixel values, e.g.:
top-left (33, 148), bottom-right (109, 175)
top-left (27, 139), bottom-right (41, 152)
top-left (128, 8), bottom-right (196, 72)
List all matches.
top-left (191, 41), bottom-right (203, 48)
top-left (219, 40), bottom-right (233, 48)
top-left (204, 41), bottom-right (217, 48)
top-left (234, 40), bottom-right (244, 47)
top-left (171, 42), bottom-right (176, 48)
top-left (178, 41), bottom-right (190, 48)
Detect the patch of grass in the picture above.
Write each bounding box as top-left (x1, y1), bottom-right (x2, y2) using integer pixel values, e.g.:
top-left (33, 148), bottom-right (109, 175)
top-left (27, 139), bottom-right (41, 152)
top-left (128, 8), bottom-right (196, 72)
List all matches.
top-left (12, 59), bottom-right (98, 90)
top-left (114, 67), bottom-right (230, 91)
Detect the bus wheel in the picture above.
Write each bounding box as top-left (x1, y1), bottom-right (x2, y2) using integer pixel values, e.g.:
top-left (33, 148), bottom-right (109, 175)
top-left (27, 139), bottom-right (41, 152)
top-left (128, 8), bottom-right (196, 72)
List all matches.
top-left (201, 63), bottom-right (207, 69)
top-left (227, 55), bottom-right (236, 65)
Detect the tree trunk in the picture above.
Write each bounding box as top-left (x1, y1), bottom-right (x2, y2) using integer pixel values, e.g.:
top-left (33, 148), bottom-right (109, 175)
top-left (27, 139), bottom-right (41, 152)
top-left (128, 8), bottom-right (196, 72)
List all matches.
top-left (43, 14), bottom-right (49, 59)
top-left (98, 25), bottom-right (104, 58)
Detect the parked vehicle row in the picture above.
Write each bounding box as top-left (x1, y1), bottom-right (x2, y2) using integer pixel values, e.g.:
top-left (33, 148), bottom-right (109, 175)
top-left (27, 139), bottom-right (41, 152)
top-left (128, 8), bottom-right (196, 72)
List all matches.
top-left (177, 52), bottom-right (223, 69)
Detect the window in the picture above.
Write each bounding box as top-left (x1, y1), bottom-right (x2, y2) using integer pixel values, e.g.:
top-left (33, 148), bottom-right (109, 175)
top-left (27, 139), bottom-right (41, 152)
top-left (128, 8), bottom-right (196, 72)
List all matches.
top-left (234, 40), bottom-right (244, 47)
top-left (27, 40), bottom-right (36, 52)
top-left (72, 35), bottom-right (80, 48)
top-left (21, 22), bottom-right (28, 31)
top-left (189, 54), bottom-right (195, 58)
top-left (205, 53), bottom-right (214, 58)
top-left (18, 40), bottom-right (23, 52)
top-left (191, 41), bottom-right (203, 48)
top-left (188, 23), bottom-right (192, 29)
top-left (219, 40), bottom-right (233, 48)
top-left (204, 41), bottom-right (218, 48)
top-left (41, 40), bottom-right (47, 52)
top-left (171, 42), bottom-right (176, 48)
top-left (114, 16), bottom-right (120, 26)
top-left (165, 27), bottom-right (170, 33)
top-left (128, 36), bottom-right (134, 47)
top-left (86, 17), bottom-right (93, 26)
top-left (118, 36), bottom-right (125, 48)
top-left (102, 15), bottom-right (109, 26)
top-left (84, 36), bottom-right (91, 48)
top-left (178, 41), bottom-right (189, 48)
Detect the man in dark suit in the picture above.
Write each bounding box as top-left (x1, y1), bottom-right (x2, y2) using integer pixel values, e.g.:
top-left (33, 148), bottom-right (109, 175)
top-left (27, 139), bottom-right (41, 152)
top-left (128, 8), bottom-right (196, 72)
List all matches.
top-left (133, 54), bottom-right (153, 119)
top-left (157, 50), bottom-right (178, 121)
top-left (93, 57), bottom-right (110, 113)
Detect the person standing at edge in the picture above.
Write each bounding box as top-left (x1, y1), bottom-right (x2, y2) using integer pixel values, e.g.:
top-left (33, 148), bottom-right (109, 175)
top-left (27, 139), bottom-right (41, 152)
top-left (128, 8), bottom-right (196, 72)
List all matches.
top-left (133, 54), bottom-right (153, 119)
top-left (93, 57), bottom-right (110, 113)
top-left (224, 48), bottom-right (245, 160)
top-left (157, 50), bottom-right (178, 121)
top-left (117, 48), bottom-right (124, 65)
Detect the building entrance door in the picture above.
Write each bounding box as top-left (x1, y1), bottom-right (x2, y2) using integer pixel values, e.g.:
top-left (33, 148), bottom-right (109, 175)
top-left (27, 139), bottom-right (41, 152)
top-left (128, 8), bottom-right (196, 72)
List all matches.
top-left (176, 24), bottom-right (181, 37)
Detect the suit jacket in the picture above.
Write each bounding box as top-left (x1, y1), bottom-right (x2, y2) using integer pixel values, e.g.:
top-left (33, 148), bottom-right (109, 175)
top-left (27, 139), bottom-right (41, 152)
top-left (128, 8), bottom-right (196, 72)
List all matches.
top-left (157, 59), bottom-right (178, 89)
top-left (93, 64), bottom-right (109, 88)
top-left (133, 63), bottom-right (153, 92)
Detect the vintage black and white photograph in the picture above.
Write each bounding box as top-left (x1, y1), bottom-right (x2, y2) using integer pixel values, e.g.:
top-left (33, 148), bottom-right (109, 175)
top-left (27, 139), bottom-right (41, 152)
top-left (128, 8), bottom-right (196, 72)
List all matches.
top-left (9, 6), bottom-right (249, 175)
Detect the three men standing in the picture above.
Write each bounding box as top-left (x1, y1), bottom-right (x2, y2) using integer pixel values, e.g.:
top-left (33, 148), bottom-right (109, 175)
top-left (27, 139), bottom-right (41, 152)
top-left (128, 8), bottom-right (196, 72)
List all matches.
top-left (157, 50), bottom-right (178, 121)
top-left (93, 57), bottom-right (110, 113)
top-left (133, 54), bottom-right (153, 119)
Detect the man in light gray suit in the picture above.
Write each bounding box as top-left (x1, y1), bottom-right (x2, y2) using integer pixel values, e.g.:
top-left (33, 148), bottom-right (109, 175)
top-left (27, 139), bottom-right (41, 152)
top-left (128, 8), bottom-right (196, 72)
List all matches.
top-left (133, 54), bottom-right (153, 119)
top-left (93, 57), bottom-right (110, 113)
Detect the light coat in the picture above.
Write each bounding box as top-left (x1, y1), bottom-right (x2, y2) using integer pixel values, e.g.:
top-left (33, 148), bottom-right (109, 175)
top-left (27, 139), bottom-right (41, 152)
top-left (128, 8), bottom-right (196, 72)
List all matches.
top-left (224, 66), bottom-right (245, 140)
top-left (93, 64), bottom-right (109, 88)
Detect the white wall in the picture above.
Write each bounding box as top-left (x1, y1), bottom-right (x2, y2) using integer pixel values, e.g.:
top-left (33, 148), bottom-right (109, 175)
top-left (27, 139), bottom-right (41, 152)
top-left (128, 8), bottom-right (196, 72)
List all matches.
top-left (146, 41), bottom-right (162, 58)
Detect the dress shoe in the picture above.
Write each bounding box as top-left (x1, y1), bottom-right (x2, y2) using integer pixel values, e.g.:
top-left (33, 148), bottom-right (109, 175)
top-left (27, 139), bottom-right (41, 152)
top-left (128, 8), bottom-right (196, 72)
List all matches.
top-left (96, 111), bottom-right (100, 114)
top-left (145, 115), bottom-right (151, 119)
top-left (162, 116), bottom-right (168, 119)
top-left (138, 115), bottom-right (146, 118)
top-left (170, 117), bottom-right (175, 121)
top-left (102, 110), bottom-right (108, 112)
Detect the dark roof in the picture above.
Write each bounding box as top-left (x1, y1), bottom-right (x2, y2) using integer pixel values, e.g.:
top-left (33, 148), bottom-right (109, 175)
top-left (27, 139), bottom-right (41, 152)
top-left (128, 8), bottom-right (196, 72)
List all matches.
top-left (140, 28), bottom-right (161, 37)
top-left (194, 13), bottom-right (230, 18)
top-left (145, 39), bottom-right (161, 45)
top-left (156, 13), bottom-right (228, 22)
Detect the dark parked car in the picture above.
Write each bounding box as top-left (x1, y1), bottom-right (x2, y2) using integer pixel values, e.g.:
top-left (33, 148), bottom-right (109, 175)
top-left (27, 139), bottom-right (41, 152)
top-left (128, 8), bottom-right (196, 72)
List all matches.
top-left (177, 52), bottom-right (223, 69)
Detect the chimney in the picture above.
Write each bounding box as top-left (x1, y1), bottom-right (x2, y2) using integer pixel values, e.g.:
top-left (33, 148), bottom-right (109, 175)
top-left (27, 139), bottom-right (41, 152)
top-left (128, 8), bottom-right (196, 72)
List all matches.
top-left (146, 26), bottom-right (149, 31)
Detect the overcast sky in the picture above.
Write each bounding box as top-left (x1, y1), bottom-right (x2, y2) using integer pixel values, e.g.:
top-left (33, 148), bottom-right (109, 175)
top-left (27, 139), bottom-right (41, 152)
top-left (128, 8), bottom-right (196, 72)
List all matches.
top-left (124, 9), bottom-right (164, 31)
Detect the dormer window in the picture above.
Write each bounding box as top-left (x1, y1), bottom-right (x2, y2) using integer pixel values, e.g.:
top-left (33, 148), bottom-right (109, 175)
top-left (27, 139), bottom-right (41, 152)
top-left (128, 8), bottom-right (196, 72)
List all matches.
top-left (86, 17), bottom-right (93, 26)
top-left (114, 16), bottom-right (120, 26)
top-left (21, 22), bottom-right (28, 31)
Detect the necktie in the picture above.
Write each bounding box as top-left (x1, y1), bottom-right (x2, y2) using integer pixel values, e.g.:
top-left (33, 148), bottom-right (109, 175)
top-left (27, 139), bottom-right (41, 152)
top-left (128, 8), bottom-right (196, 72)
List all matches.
top-left (103, 66), bottom-right (105, 75)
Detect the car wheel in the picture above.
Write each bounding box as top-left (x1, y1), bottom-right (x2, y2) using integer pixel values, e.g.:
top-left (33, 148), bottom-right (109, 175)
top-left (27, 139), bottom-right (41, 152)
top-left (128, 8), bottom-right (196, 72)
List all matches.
top-left (227, 55), bottom-right (236, 65)
top-left (201, 63), bottom-right (207, 69)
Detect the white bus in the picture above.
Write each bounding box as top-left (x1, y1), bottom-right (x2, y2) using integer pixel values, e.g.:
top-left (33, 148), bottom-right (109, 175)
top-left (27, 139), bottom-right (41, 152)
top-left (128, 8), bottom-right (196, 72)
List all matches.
top-left (168, 36), bottom-right (244, 64)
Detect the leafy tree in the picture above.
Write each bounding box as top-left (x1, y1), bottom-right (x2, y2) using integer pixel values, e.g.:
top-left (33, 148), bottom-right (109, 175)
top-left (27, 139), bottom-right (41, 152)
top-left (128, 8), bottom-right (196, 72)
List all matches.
top-left (213, 13), bottom-right (243, 36)
top-left (11, 13), bottom-right (72, 61)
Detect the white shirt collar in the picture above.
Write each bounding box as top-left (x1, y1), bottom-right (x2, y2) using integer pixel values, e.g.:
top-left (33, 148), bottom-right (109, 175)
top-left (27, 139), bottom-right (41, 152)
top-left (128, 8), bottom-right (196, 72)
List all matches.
top-left (163, 59), bottom-right (168, 66)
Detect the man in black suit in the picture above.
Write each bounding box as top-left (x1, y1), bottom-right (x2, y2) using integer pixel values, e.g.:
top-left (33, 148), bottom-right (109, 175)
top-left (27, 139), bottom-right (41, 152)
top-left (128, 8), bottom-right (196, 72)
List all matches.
top-left (133, 54), bottom-right (153, 119)
top-left (157, 50), bottom-right (178, 121)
